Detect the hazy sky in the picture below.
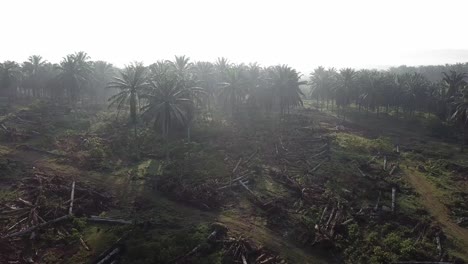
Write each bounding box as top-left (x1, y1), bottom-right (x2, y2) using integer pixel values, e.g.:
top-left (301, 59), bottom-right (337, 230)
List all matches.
top-left (2, 0), bottom-right (468, 72)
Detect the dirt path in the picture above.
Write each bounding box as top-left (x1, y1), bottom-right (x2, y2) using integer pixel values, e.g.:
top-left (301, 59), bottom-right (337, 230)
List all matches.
top-left (405, 167), bottom-right (468, 260)
top-left (218, 215), bottom-right (331, 264)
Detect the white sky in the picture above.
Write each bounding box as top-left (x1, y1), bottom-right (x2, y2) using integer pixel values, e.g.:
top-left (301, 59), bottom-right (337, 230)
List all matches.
top-left (2, 0), bottom-right (468, 73)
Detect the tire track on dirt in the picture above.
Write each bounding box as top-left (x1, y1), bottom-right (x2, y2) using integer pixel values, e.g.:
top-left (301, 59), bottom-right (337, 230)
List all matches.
top-left (405, 167), bottom-right (468, 260)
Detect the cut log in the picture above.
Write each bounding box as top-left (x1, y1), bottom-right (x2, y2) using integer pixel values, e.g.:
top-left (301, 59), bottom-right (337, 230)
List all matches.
top-left (391, 187), bottom-right (396, 213)
top-left (311, 160), bottom-right (325, 172)
top-left (92, 234), bottom-right (129, 264)
top-left (279, 137), bottom-right (288, 152)
top-left (319, 206), bottom-right (328, 224)
top-left (329, 209), bottom-right (342, 236)
top-left (436, 234), bottom-right (442, 257)
top-left (341, 218), bottom-right (354, 225)
top-left (310, 150), bottom-right (327, 159)
top-left (6, 216), bottom-right (28, 231)
top-left (383, 156), bottom-right (387, 171)
top-left (2, 214), bottom-right (71, 239)
top-left (244, 149), bottom-right (258, 165)
top-left (357, 167), bottom-right (366, 177)
top-left (87, 216), bottom-right (132, 225)
top-left (230, 157), bottom-right (243, 189)
top-left (96, 248), bottom-right (121, 264)
top-left (173, 229), bottom-right (219, 263)
top-left (239, 180), bottom-right (256, 197)
top-left (18, 198), bottom-right (33, 207)
top-left (389, 164), bottom-right (398, 175)
top-left (16, 145), bottom-right (68, 158)
top-left (325, 208), bottom-right (336, 230)
top-left (374, 191), bottom-right (381, 211)
top-left (69, 181), bottom-right (75, 215)
top-left (232, 158), bottom-right (243, 174)
top-left (241, 254), bottom-right (248, 264)
top-left (367, 155), bottom-right (379, 165)
top-left (80, 236), bottom-right (90, 250)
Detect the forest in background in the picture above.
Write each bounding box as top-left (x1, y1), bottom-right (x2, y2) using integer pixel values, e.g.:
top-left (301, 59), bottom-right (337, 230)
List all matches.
top-left (1, 53), bottom-right (468, 149)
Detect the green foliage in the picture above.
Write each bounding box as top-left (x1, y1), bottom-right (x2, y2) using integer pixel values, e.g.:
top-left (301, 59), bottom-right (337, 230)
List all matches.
top-left (342, 223), bottom-right (438, 264)
top-left (123, 224), bottom-right (222, 264)
top-left (336, 133), bottom-right (393, 154)
top-left (82, 136), bottom-right (112, 170)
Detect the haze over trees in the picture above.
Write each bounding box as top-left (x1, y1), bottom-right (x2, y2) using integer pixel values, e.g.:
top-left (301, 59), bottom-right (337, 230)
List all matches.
top-left (2, 53), bottom-right (468, 151)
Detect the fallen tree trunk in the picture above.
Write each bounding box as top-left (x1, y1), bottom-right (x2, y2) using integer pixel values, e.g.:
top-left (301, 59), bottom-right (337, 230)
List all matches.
top-left (92, 233), bottom-right (130, 264)
top-left (172, 224), bottom-right (226, 264)
top-left (69, 181), bottom-right (75, 215)
top-left (310, 160), bottom-right (326, 172)
top-left (17, 145), bottom-right (68, 158)
top-left (389, 164), bottom-right (398, 175)
top-left (96, 248), bottom-right (121, 264)
top-left (87, 216), bottom-right (132, 225)
top-left (2, 214), bottom-right (71, 239)
top-left (374, 191), bottom-right (381, 211)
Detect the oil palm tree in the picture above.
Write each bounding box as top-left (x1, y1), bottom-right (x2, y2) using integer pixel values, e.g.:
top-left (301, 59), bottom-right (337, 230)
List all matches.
top-left (57, 52), bottom-right (91, 103)
top-left (270, 65), bottom-right (306, 116)
top-left (214, 57), bottom-right (230, 83)
top-left (310, 66), bottom-right (336, 110)
top-left (169, 55), bottom-right (192, 81)
top-left (107, 62), bottom-right (148, 138)
top-left (442, 71), bottom-right (466, 98)
top-left (336, 68), bottom-right (356, 118)
top-left (218, 67), bottom-right (246, 116)
top-left (0, 61), bottom-right (21, 100)
top-left (90, 61), bottom-right (114, 103)
top-left (193, 61), bottom-right (215, 111)
top-left (22, 55), bottom-right (46, 97)
top-left (141, 74), bottom-right (205, 157)
top-left (451, 88), bottom-right (468, 152)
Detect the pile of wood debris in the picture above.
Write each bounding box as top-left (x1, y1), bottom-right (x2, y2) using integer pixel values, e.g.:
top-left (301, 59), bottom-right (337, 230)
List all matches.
top-left (0, 171), bottom-right (121, 263)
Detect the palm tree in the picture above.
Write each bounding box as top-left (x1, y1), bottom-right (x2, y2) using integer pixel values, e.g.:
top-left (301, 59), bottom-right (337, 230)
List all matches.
top-left (269, 65), bottom-right (306, 116)
top-left (451, 88), bottom-right (468, 152)
top-left (107, 62), bottom-right (148, 138)
top-left (442, 71), bottom-right (466, 98)
top-left (336, 68), bottom-right (356, 119)
top-left (193, 61), bottom-right (215, 110)
top-left (169, 55), bottom-right (192, 81)
top-left (90, 61), bottom-right (114, 103)
top-left (57, 52), bottom-right (91, 103)
top-left (141, 74), bottom-right (205, 157)
top-left (310, 66), bottom-right (336, 110)
top-left (22, 55), bottom-right (46, 98)
top-left (406, 73), bottom-right (429, 116)
top-left (214, 57), bottom-right (230, 83)
top-left (0, 61), bottom-right (21, 100)
top-left (218, 67), bottom-right (246, 116)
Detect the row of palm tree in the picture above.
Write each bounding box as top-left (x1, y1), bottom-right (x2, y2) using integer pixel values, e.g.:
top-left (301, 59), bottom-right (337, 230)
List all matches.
top-left (309, 66), bottom-right (468, 150)
top-left (105, 57), bottom-right (305, 147)
top-left (309, 67), bottom-right (467, 119)
top-left (0, 52), bottom-right (115, 104)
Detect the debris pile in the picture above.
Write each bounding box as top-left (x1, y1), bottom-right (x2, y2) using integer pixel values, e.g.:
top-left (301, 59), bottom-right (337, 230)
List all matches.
top-left (0, 171), bottom-right (114, 263)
